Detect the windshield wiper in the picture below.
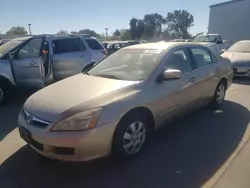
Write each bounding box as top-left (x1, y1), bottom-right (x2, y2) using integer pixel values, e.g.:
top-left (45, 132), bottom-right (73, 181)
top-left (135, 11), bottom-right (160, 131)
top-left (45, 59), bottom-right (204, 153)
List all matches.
top-left (94, 74), bottom-right (122, 80)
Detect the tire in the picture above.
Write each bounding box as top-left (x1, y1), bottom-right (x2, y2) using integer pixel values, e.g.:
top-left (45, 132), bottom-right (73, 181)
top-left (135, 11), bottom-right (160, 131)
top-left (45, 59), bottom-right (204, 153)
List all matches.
top-left (112, 112), bottom-right (151, 159)
top-left (0, 83), bottom-right (7, 105)
top-left (209, 81), bottom-right (227, 109)
top-left (0, 80), bottom-right (12, 106)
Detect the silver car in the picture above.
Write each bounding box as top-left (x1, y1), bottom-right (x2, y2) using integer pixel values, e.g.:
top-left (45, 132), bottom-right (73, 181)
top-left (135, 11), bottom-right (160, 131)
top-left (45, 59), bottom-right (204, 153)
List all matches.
top-left (18, 42), bottom-right (233, 161)
top-left (222, 40), bottom-right (250, 78)
top-left (0, 34), bottom-right (107, 104)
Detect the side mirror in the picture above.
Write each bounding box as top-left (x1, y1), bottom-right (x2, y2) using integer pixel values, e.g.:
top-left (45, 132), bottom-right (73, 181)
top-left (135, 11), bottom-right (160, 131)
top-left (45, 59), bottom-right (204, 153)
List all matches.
top-left (158, 69), bottom-right (182, 82)
top-left (82, 61), bottom-right (96, 73)
top-left (217, 40), bottom-right (223, 44)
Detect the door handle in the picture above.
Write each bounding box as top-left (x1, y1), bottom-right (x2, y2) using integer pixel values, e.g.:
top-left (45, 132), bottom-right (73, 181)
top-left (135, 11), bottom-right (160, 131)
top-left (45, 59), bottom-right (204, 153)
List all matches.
top-left (80, 55), bottom-right (84, 58)
top-left (189, 76), bottom-right (196, 83)
top-left (215, 67), bottom-right (219, 72)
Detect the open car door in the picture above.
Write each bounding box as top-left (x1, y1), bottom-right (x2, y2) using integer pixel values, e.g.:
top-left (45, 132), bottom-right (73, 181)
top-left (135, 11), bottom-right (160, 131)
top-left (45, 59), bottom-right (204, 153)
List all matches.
top-left (10, 37), bottom-right (44, 87)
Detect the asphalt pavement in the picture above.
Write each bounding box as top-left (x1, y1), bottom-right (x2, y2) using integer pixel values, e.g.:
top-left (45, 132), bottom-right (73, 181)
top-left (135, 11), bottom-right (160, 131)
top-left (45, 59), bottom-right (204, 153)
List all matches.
top-left (0, 79), bottom-right (250, 188)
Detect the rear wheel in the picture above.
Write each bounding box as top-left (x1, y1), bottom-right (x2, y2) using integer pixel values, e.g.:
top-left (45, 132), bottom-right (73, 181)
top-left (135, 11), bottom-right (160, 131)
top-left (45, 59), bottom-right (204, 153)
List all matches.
top-left (112, 113), bottom-right (151, 159)
top-left (210, 81), bottom-right (227, 109)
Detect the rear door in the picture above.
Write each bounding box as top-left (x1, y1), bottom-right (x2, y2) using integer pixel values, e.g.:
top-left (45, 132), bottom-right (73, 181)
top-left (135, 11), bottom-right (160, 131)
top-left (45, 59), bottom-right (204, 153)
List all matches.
top-left (11, 37), bottom-right (44, 87)
top-left (188, 47), bottom-right (219, 103)
top-left (85, 38), bottom-right (107, 63)
top-left (52, 37), bottom-right (90, 81)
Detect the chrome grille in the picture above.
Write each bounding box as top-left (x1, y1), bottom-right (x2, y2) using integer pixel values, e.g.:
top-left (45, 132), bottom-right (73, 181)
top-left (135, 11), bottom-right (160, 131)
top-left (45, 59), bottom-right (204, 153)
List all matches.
top-left (23, 109), bottom-right (51, 128)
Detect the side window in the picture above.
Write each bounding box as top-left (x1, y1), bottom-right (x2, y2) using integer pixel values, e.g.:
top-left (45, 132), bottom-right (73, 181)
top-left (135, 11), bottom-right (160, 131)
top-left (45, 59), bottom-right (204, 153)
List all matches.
top-left (86, 39), bottom-right (104, 50)
top-left (53, 38), bottom-right (86, 54)
top-left (17, 38), bottom-right (43, 58)
top-left (190, 48), bottom-right (212, 68)
top-left (209, 50), bottom-right (218, 63)
top-left (166, 48), bottom-right (193, 74)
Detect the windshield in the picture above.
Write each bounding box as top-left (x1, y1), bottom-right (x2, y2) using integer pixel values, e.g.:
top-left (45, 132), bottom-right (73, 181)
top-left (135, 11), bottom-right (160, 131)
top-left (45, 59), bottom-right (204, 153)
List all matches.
top-left (194, 35), bottom-right (217, 43)
top-left (87, 49), bottom-right (162, 81)
top-left (0, 38), bottom-right (27, 58)
top-left (228, 41), bottom-right (250, 53)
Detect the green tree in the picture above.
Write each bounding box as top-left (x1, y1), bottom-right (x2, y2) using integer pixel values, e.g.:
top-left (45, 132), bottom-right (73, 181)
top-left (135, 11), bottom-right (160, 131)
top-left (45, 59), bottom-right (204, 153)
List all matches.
top-left (113, 29), bottom-right (121, 39)
top-left (120, 29), bottom-right (132, 40)
top-left (166, 10), bottom-right (194, 39)
top-left (129, 18), bottom-right (145, 40)
top-left (70, 31), bottom-right (78, 34)
top-left (57, 30), bottom-right (69, 35)
top-left (136, 20), bottom-right (145, 40)
top-left (78, 29), bottom-right (100, 38)
top-left (143, 13), bottom-right (165, 40)
top-left (6, 26), bottom-right (28, 35)
top-left (129, 18), bottom-right (138, 40)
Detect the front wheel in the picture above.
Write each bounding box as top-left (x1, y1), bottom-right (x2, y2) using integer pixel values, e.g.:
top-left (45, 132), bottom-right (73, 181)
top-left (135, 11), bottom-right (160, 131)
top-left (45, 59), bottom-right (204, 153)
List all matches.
top-left (0, 84), bottom-right (6, 105)
top-left (112, 114), bottom-right (150, 159)
top-left (210, 82), bottom-right (226, 109)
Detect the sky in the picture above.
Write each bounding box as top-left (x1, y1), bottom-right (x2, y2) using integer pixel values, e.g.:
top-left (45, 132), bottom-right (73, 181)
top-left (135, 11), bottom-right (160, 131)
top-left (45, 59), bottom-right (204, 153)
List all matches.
top-left (0, 0), bottom-right (226, 36)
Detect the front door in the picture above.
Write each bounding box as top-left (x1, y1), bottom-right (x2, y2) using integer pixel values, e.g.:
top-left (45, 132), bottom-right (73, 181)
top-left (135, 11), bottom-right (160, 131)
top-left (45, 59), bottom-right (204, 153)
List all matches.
top-left (11, 38), bottom-right (44, 87)
top-left (152, 48), bottom-right (199, 126)
top-left (52, 37), bottom-right (90, 81)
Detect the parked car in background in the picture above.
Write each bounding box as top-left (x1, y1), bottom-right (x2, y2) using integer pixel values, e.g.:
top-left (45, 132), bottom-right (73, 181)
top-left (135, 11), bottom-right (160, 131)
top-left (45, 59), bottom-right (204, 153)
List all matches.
top-left (194, 34), bottom-right (224, 53)
top-left (0, 34), bottom-right (107, 105)
top-left (222, 40), bottom-right (250, 78)
top-left (108, 40), bottom-right (141, 55)
top-left (18, 42), bottom-right (232, 162)
top-left (108, 41), bottom-right (128, 54)
top-left (101, 41), bottom-right (112, 50)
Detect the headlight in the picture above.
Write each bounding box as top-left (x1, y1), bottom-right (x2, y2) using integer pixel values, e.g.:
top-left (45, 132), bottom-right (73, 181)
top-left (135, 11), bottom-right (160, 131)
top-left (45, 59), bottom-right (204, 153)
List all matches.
top-left (51, 107), bottom-right (103, 131)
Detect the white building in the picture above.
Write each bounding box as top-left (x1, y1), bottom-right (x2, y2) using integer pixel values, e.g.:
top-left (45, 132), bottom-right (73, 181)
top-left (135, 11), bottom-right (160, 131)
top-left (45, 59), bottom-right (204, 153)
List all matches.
top-left (208, 0), bottom-right (250, 44)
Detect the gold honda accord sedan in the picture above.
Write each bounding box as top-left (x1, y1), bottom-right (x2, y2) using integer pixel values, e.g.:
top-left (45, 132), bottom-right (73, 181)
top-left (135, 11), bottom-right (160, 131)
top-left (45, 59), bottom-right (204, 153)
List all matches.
top-left (18, 42), bottom-right (233, 161)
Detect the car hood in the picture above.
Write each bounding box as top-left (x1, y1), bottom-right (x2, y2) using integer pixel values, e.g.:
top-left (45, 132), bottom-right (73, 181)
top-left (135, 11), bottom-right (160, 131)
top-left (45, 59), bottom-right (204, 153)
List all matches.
top-left (222, 52), bottom-right (250, 65)
top-left (24, 74), bottom-right (139, 122)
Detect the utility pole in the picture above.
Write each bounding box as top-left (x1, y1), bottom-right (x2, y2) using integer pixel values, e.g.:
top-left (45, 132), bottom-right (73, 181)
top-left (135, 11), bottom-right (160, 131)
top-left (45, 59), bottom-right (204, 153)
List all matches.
top-left (105, 28), bottom-right (108, 39)
top-left (28, 24), bottom-right (32, 35)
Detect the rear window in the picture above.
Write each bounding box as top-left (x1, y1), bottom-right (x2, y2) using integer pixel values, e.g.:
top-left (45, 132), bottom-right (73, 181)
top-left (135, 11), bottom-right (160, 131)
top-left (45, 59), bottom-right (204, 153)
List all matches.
top-left (53, 38), bottom-right (86, 54)
top-left (86, 39), bottom-right (104, 50)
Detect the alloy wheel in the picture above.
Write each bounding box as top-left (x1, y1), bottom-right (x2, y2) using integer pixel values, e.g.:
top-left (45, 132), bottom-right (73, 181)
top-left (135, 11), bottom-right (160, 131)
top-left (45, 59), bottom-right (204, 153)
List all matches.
top-left (216, 84), bottom-right (225, 104)
top-left (123, 121), bottom-right (147, 155)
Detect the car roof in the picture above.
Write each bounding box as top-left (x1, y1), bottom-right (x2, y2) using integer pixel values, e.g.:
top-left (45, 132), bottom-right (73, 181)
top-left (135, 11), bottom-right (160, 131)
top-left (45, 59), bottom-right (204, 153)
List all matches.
top-left (123, 42), bottom-right (206, 50)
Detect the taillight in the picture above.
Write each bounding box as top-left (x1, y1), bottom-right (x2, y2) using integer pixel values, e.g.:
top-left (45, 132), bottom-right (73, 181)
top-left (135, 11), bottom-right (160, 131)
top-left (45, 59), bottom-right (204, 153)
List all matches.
top-left (102, 49), bottom-right (108, 56)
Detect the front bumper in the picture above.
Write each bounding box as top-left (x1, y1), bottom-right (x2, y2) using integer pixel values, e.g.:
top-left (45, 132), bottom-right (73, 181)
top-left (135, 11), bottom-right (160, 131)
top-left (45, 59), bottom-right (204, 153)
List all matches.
top-left (232, 66), bottom-right (250, 77)
top-left (18, 113), bottom-right (118, 162)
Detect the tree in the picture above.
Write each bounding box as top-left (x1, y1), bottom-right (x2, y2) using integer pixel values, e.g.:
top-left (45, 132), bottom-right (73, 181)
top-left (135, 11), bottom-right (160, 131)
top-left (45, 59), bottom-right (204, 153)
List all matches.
top-left (143, 13), bottom-right (165, 40)
top-left (129, 18), bottom-right (138, 40)
top-left (129, 18), bottom-right (145, 40)
top-left (70, 31), bottom-right (78, 34)
top-left (120, 29), bottom-right (132, 40)
top-left (57, 30), bottom-right (69, 35)
top-left (136, 20), bottom-right (145, 40)
top-left (6, 26), bottom-right (28, 35)
top-left (166, 10), bottom-right (194, 39)
top-left (78, 29), bottom-right (100, 38)
top-left (113, 29), bottom-right (121, 39)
